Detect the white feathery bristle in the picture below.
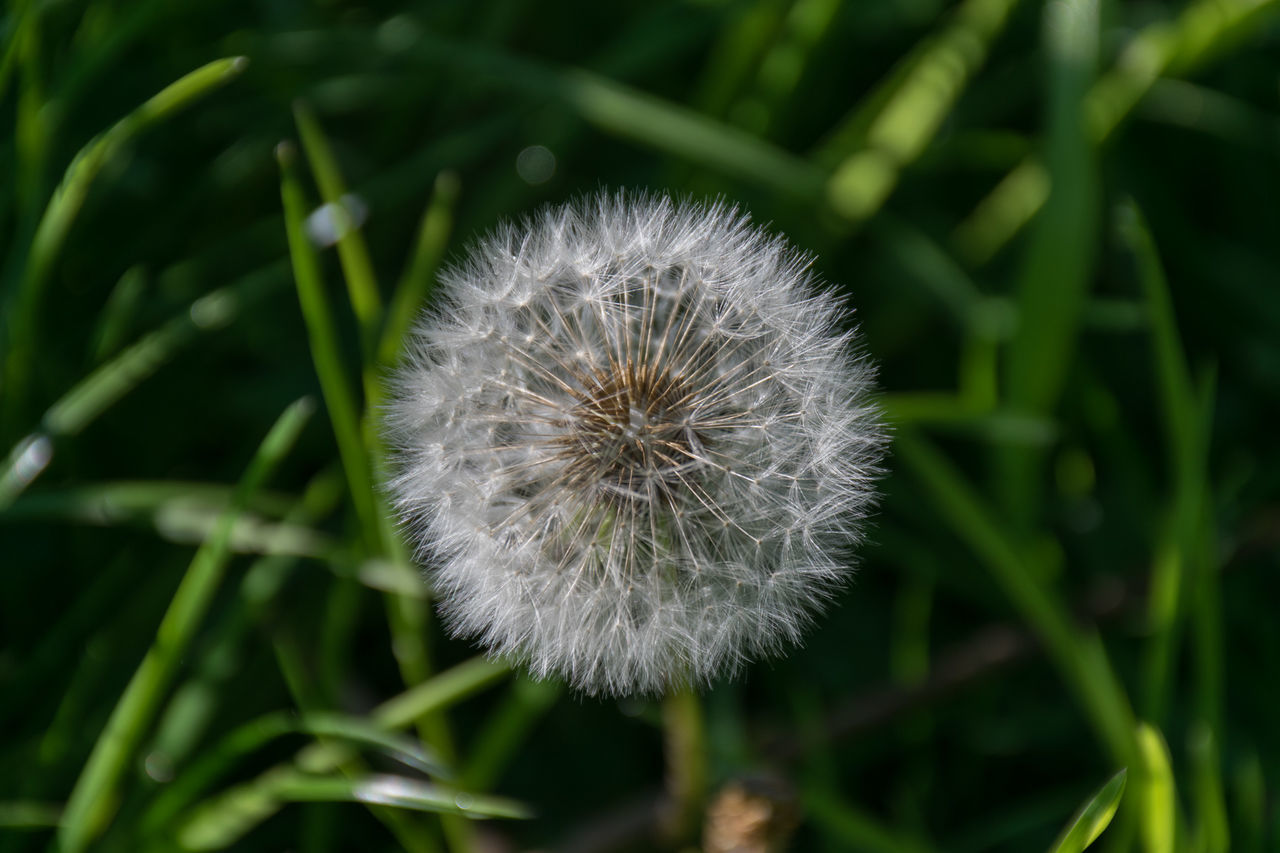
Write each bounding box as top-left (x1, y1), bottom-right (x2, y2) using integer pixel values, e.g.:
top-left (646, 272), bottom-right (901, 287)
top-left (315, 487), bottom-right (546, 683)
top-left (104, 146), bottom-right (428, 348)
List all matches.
top-left (384, 192), bottom-right (885, 696)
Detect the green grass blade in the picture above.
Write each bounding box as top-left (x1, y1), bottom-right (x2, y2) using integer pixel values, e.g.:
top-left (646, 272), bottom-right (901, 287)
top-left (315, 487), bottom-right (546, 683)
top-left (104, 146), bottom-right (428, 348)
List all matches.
top-left (995, 0), bottom-right (1099, 524)
top-left (405, 33), bottom-right (825, 201)
top-left (1136, 723), bottom-right (1177, 853)
top-left (1045, 769), bottom-right (1127, 853)
top-left (166, 658), bottom-right (510, 850)
top-left (378, 170), bottom-right (460, 367)
top-left (292, 100), bottom-right (383, 366)
top-left (954, 0), bottom-right (1280, 266)
top-left (278, 141), bottom-right (382, 553)
top-left (894, 430), bottom-right (1138, 768)
top-left (142, 709), bottom-right (453, 835)
top-left (1188, 722), bottom-right (1229, 853)
top-left (1115, 201), bottom-right (1215, 723)
top-left (56, 397), bottom-right (314, 853)
top-left (0, 271), bottom-right (274, 510)
top-left (824, 0), bottom-right (1022, 223)
top-left (1, 56), bottom-right (249, 435)
top-left (176, 772), bottom-right (528, 851)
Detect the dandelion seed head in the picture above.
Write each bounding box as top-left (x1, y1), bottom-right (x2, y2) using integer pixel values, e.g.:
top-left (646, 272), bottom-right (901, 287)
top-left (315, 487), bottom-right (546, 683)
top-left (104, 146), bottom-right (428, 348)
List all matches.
top-left (385, 193), bottom-right (885, 696)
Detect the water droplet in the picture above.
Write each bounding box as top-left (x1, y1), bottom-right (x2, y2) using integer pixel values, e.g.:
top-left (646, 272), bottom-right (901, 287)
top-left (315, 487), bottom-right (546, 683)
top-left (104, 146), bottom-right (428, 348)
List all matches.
top-left (516, 145), bottom-right (556, 185)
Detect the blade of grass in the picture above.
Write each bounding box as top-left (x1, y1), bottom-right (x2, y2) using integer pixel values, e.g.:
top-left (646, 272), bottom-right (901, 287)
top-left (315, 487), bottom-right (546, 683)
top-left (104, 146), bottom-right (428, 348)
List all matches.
top-left (1136, 723), bottom-right (1177, 853)
top-left (728, 0), bottom-right (843, 137)
top-left (176, 772), bottom-right (527, 851)
top-left (1045, 769), bottom-right (1126, 853)
top-left (292, 101), bottom-right (383, 369)
top-left (55, 397), bottom-right (314, 853)
top-left (143, 709), bottom-right (452, 835)
top-left (953, 0), bottom-right (1280, 266)
top-left (1115, 201), bottom-right (1215, 724)
top-left (824, 0), bottom-right (1022, 223)
top-left (378, 171), bottom-right (460, 367)
top-left (402, 32), bottom-right (825, 201)
top-left (0, 56), bottom-right (249, 437)
top-left (894, 429), bottom-right (1139, 769)
top-left (165, 658), bottom-right (509, 850)
top-left (993, 0), bottom-right (1098, 528)
top-left (278, 142), bottom-right (382, 553)
top-left (0, 264), bottom-right (282, 510)
top-left (1188, 723), bottom-right (1229, 853)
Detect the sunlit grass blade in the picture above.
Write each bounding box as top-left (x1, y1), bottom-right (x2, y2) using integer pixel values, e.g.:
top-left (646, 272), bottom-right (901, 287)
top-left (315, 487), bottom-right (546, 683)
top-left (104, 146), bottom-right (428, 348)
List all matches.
top-left (954, 0), bottom-right (1280, 265)
top-left (278, 141), bottom-right (382, 553)
top-left (378, 170), bottom-right (460, 367)
top-left (1136, 723), bottom-right (1178, 853)
top-left (1045, 769), bottom-right (1126, 853)
top-left (56, 397), bottom-right (314, 853)
top-left (292, 100), bottom-right (383, 367)
top-left (894, 430), bottom-right (1139, 769)
top-left (0, 56), bottom-right (249, 435)
top-left (823, 0), bottom-right (1022, 223)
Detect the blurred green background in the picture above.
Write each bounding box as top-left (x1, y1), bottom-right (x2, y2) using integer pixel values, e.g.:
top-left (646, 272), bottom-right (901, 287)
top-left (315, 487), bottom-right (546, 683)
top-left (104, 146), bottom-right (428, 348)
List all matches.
top-left (2, 0), bottom-right (1279, 851)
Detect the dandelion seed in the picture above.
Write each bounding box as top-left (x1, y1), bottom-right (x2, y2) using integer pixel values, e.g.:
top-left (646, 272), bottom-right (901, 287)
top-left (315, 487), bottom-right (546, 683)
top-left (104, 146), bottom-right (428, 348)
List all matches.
top-left (385, 193), bottom-right (885, 696)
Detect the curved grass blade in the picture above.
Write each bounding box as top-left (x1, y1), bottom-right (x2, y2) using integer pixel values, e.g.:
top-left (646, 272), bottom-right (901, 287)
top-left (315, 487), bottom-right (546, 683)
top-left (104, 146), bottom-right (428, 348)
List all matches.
top-left (142, 710), bottom-right (452, 835)
top-left (1137, 723), bottom-right (1178, 853)
top-left (176, 772), bottom-right (528, 851)
top-left (55, 398), bottom-right (314, 853)
top-left (165, 658), bottom-right (510, 850)
top-left (0, 264), bottom-right (284, 510)
top-left (1046, 769), bottom-right (1127, 853)
top-left (1, 56), bottom-right (249, 434)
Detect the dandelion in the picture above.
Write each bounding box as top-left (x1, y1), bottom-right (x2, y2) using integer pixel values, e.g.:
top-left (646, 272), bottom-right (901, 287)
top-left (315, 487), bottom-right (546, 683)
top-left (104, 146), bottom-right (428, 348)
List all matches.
top-left (385, 193), bottom-right (884, 696)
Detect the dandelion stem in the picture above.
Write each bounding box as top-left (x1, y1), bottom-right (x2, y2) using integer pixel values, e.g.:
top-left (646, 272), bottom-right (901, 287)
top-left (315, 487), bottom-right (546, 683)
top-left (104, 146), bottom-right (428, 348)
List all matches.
top-left (661, 686), bottom-right (708, 844)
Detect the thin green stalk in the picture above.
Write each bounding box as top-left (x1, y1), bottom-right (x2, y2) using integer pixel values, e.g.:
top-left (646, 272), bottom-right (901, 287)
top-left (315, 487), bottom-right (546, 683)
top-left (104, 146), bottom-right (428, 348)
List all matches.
top-left (56, 398), bottom-right (314, 853)
top-left (661, 686), bottom-right (708, 844)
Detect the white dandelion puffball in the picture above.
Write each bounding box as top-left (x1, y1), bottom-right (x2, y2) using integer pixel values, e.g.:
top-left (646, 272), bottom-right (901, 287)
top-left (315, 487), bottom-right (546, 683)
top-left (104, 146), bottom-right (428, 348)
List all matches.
top-left (386, 193), bottom-right (885, 696)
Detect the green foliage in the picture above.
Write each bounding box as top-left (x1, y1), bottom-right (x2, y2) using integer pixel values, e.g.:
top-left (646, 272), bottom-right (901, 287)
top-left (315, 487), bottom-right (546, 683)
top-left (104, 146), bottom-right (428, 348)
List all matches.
top-left (2, 0), bottom-right (1278, 851)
